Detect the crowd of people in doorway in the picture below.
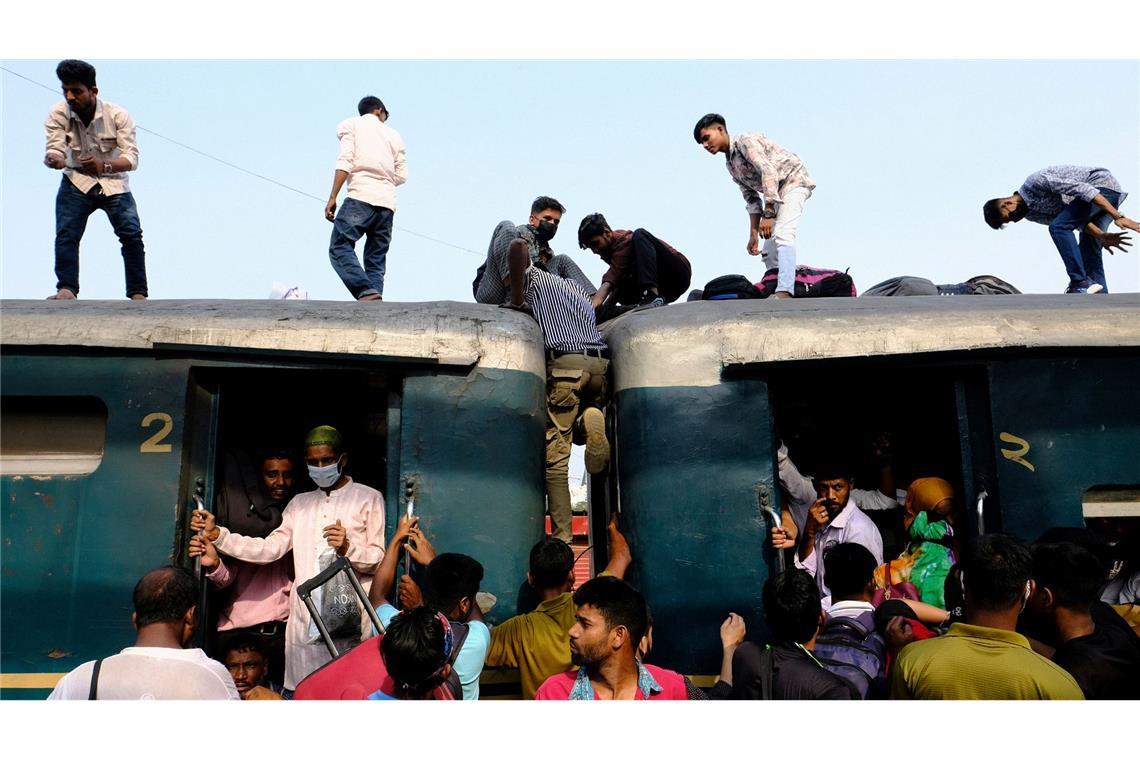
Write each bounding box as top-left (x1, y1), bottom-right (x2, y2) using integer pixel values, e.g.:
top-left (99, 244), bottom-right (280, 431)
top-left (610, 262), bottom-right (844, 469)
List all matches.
top-left (48, 424), bottom-right (1140, 701)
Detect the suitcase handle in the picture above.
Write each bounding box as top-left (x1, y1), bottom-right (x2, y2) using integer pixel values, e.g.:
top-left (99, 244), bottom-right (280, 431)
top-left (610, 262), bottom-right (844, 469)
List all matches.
top-left (297, 554), bottom-right (387, 659)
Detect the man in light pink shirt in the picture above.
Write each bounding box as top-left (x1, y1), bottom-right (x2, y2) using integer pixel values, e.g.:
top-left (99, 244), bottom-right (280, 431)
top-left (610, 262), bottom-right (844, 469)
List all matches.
top-left (189, 449), bottom-right (296, 686)
top-left (324, 96), bottom-right (407, 301)
top-left (191, 426), bottom-right (386, 693)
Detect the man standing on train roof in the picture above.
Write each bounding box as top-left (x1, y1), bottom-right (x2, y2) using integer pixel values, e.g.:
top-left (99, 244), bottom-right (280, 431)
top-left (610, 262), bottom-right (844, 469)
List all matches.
top-left (43, 59), bottom-right (148, 301)
top-left (324, 96), bottom-right (407, 301)
top-left (982, 166), bottom-right (1136, 294)
top-left (499, 235), bottom-right (610, 543)
top-left (191, 425), bottom-right (385, 695)
top-left (576, 213), bottom-right (693, 317)
top-left (472, 196), bottom-right (597, 304)
top-left (48, 566), bottom-right (239, 699)
top-left (693, 113), bottom-right (816, 299)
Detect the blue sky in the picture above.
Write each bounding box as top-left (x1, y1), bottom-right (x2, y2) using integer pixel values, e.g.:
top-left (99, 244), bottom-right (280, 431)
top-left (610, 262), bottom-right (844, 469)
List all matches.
top-left (3, 60), bottom-right (1138, 302)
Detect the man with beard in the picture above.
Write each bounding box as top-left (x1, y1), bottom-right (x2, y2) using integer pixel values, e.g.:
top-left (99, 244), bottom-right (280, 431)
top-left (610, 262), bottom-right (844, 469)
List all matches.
top-left (792, 460), bottom-right (884, 604)
top-left (189, 448), bottom-right (297, 686)
top-left (534, 576), bottom-right (698, 700)
top-left (982, 166), bottom-right (1136, 294)
top-left (472, 196), bottom-right (596, 305)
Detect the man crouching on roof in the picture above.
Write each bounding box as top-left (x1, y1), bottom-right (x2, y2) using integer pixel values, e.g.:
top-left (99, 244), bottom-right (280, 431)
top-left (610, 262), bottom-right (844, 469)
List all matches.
top-left (472, 196), bottom-right (597, 304)
top-left (498, 233), bottom-right (611, 544)
top-left (191, 425), bottom-right (385, 696)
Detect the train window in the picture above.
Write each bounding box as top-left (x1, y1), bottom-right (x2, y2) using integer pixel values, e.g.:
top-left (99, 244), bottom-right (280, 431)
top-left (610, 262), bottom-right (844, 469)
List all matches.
top-left (1083, 487), bottom-right (1140, 519)
top-left (0, 396), bottom-right (108, 475)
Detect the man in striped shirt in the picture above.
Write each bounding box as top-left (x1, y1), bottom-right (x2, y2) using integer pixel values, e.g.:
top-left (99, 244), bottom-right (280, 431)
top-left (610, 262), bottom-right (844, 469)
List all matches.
top-left (502, 238), bottom-right (610, 543)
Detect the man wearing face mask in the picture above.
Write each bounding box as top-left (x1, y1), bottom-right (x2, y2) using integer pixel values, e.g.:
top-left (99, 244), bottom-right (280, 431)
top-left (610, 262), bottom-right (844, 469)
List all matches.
top-left (191, 426), bottom-right (385, 695)
top-left (472, 196), bottom-right (597, 305)
top-left (888, 534), bottom-right (1083, 700)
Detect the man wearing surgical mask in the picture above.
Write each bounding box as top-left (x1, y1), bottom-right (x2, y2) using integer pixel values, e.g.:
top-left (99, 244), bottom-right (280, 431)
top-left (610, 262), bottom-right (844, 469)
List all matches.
top-left (473, 196), bottom-right (597, 305)
top-left (191, 426), bottom-right (386, 696)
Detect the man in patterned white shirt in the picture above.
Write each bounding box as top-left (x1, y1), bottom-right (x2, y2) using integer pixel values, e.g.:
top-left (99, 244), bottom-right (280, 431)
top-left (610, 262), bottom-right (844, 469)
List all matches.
top-left (983, 166), bottom-right (1137, 294)
top-left (43, 59), bottom-right (147, 301)
top-left (694, 113), bottom-right (816, 299)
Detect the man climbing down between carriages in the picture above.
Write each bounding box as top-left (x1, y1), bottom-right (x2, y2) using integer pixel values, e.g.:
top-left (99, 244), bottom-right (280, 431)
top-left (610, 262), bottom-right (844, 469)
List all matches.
top-left (499, 234), bottom-right (611, 543)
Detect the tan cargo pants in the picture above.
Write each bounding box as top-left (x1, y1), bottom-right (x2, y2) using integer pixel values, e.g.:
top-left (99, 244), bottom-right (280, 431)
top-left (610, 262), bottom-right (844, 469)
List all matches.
top-left (545, 353), bottom-right (609, 543)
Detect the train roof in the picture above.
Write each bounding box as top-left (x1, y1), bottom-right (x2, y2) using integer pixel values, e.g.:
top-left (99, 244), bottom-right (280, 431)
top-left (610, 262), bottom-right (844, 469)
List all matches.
top-left (602, 294), bottom-right (1140, 389)
top-left (0, 300), bottom-right (547, 378)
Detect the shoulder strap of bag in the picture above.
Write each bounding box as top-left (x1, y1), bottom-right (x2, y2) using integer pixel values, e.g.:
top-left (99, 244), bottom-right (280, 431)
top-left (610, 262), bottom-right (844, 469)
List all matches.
top-left (88, 658), bottom-right (105, 700)
top-left (760, 646), bottom-right (774, 700)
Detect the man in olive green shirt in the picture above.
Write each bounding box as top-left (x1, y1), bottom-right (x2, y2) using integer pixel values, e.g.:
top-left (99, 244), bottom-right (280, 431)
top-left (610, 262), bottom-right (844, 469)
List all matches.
top-left (485, 519), bottom-right (630, 699)
top-left (889, 534), bottom-right (1082, 700)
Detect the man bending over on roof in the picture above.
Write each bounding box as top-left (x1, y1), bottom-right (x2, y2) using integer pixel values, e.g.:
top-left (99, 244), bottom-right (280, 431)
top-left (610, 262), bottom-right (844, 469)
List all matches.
top-left (577, 213), bottom-right (692, 317)
top-left (368, 515), bottom-right (490, 699)
top-left (694, 113), bottom-right (816, 299)
top-left (983, 166), bottom-right (1136, 294)
top-left (485, 517), bottom-right (631, 699)
top-left (191, 425), bottom-right (385, 695)
top-left (473, 195), bottom-right (597, 304)
top-left (535, 576), bottom-right (700, 700)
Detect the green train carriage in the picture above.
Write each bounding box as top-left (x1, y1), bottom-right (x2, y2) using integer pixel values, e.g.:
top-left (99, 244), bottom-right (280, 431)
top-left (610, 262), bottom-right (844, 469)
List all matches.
top-left (598, 295), bottom-right (1140, 680)
top-left (0, 300), bottom-right (547, 699)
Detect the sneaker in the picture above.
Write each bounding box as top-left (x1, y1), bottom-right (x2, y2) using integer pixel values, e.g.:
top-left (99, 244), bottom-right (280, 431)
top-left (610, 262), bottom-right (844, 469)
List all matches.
top-left (581, 407), bottom-right (610, 475)
top-left (1064, 281), bottom-right (1103, 294)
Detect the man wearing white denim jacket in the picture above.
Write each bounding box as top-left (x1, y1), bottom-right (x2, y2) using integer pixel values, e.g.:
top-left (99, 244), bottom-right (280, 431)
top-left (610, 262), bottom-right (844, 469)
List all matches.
top-left (694, 113), bottom-right (816, 298)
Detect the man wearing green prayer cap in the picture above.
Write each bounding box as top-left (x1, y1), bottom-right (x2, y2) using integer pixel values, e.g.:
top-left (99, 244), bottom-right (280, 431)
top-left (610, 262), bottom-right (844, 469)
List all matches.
top-left (191, 425), bottom-right (386, 694)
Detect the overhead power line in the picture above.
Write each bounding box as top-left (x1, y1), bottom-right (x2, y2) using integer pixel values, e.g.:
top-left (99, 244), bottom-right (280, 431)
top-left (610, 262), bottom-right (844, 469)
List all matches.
top-left (1, 65), bottom-right (483, 257)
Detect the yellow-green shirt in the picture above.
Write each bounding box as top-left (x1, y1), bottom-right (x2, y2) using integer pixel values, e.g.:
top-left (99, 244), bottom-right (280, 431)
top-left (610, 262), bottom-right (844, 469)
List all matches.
top-left (485, 592), bottom-right (576, 700)
top-left (889, 622), bottom-right (1084, 700)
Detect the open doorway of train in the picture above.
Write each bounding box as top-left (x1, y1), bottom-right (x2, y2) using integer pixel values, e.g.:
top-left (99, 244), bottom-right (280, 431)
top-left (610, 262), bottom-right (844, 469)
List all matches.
top-left (765, 359), bottom-right (972, 560)
top-left (185, 366), bottom-right (390, 658)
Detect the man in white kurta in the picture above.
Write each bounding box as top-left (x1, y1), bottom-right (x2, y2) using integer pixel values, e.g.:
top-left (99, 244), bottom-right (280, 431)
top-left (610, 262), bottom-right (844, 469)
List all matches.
top-left (195, 427), bottom-right (385, 691)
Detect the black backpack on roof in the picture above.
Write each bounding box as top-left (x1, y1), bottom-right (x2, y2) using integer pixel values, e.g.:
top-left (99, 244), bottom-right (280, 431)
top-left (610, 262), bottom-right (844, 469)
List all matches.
top-left (701, 274), bottom-right (762, 300)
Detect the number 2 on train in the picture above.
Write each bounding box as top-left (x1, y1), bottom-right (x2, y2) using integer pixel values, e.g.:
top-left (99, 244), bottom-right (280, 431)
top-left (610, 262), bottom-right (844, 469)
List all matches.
top-left (140, 412), bottom-right (174, 453)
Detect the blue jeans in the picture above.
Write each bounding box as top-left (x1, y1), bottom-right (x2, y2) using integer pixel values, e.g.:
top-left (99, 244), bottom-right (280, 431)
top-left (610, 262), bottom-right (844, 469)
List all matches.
top-left (55, 176), bottom-right (148, 297)
top-left (1048, 187), bottom-right (1123, 292)
top-left (328, 197), bottom-right (393, 299)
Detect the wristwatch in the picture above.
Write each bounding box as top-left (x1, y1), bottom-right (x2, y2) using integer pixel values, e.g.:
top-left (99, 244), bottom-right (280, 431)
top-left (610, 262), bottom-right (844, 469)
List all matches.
top-left (761, 208), bottom-right (778, 220)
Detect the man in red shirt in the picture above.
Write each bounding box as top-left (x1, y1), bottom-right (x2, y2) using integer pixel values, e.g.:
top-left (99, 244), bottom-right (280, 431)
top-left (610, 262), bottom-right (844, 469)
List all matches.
top-left (577, 213), bottom-right (691, 318)
top-left (534, 576), bottom-right (698, 700)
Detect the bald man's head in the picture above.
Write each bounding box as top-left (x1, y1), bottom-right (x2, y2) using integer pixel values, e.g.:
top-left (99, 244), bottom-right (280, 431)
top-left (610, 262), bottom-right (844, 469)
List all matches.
top-left (132, 566), bottom-right (198, 627)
